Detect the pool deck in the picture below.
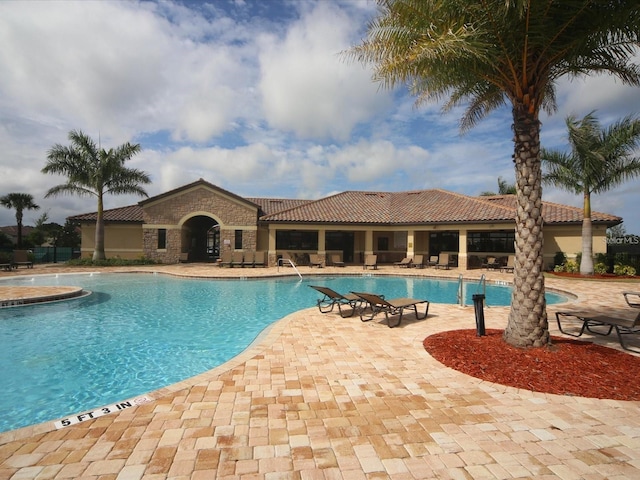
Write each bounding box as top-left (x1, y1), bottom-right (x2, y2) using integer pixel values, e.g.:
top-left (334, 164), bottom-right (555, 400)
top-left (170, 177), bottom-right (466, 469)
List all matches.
top-left (0, 263), bottom-right (639, 479)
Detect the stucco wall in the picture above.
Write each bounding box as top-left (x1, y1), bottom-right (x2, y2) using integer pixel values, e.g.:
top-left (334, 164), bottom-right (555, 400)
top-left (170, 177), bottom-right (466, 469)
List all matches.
top-left (544, 224), bottom-right (608, 268)
top-left (79, 223), bottom-right (143, 259)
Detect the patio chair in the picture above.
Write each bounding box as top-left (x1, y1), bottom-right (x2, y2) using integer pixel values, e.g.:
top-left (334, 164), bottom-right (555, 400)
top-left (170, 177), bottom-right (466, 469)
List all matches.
top-left (555, 308), bottom-right (640, 353)
top-left (330, 254), bottom-right (345, 267)
top-left (309, 254), bottom-right (324, 268)
top-left (482, 256), bottom-right (500, 270)
top-left (501, 255), bottom-right (515, 273)
top-left (412, 255), bottom-right (425, 269)
top-left (394, 257), bottom-right (412, 268)
top-left (279, 252), bottom-right (296, 267)
top-left (11, 250), bottom-right (33, 269)
top-left (623, 291), bottom-right (640, 308)
top-left (220, 250), bottom-right (233, 267)
top-left (242, 251), bottom-right (255, 268)
top-left (351, 291), bottom-right (430, 328)
top-left (231, 251), bottom-right (244, 267)
top-left (363, 254), bottom-right (378, 270)
top-left (309, 285), bottom-right (364, 317)
top-left (253, 251), bottom-right (266, 267)
top-left (434, 253), bottom-right (450, 269)
top-left (427, 255), bottom-right (439, 268)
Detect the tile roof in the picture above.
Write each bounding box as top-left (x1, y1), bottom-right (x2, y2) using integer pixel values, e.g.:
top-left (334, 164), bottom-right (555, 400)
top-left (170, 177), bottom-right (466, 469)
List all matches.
top-left (67, 188), bottom-right (622, 227)
top-left (481, 195), bottom-right (621, 224)
top-left (245, 198), bottom-right (312, 216)
top-left (261, 190), bottom-right (519, 224)
top-left (69, 205), bottom-right (144, 223)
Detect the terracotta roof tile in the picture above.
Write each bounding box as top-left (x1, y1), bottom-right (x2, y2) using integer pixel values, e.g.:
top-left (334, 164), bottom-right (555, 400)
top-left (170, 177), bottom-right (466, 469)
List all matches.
top-left (67, 188), bottom-right (622, 227)
top-left (261, 190), bottom-right (519, 224)
top-left (245, 198), bottom-right (312, 216)
top-left (481, 195), bottom-right (621, 224)
top-left (69, 205), bottom-right (144, 223)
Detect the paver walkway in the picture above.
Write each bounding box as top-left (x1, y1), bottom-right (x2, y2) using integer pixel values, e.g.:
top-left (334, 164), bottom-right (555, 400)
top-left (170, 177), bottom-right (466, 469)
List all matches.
top-left (0, 264), bottom-right (639, 479)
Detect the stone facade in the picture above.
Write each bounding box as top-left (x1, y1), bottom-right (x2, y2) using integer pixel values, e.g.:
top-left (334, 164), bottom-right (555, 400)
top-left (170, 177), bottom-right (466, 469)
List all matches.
top-left (141, 183), bottom-right (258, 264)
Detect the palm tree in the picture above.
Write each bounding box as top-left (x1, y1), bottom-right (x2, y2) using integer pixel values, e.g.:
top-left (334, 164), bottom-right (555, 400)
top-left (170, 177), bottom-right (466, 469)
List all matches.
top-left (42, 130), bottom-right (151, 261)
top-left (0, 192), bottom-right (40, 248)
top-left (480, 176), bottom-right (517, 196)
top-left (349, 0), bottom-right (640, 348)
top-left (542, 112), bottom-right (640, 275)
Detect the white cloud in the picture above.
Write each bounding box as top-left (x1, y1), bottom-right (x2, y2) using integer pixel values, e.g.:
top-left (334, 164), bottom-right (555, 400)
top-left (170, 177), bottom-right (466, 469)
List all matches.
top-left (258, 3), bottom-right (390, 141)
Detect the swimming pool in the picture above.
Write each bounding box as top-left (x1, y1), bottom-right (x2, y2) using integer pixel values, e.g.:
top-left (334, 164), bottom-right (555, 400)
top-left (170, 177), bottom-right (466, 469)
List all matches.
top-left (0, 273), bottom-right (567, 433)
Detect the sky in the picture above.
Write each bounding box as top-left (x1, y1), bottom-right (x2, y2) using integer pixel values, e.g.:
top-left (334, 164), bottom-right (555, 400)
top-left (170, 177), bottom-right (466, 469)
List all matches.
top-left (1, 0), bottom-right (639, 235)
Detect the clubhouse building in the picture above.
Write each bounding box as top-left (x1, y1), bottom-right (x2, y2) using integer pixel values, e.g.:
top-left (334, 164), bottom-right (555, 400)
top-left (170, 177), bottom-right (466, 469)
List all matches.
top-left (69, 178), bottom-right (621, 270)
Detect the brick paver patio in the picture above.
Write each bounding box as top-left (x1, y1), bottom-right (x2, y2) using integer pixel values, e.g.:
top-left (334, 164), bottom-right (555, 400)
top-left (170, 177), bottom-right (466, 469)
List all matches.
top-left (0, 264), bottom-right (638, 479)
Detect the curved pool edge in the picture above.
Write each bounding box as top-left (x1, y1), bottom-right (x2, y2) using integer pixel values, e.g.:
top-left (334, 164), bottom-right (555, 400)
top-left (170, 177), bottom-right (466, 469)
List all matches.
top-left (0, 268), bottom-right (579, 443)
top-left (0, 305), bottom-right (301, 446)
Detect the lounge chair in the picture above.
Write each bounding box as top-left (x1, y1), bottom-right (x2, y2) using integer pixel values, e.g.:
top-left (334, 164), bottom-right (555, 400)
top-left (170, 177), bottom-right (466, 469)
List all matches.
top-left (0, 262), bottom-right (12, 271)
top-left (501, 255), bottom-right (515, 273)
top-left (555, 308), bottom-right (640, 353)
top-left (178, 252), bottom-right (189, 263)
top-left (363, 254), bottom-right (377, 270)
top-left (351, 291), bottom-right (429, 328)
top-left (253, 251), bottom-right (266, 267)
top-left (412, 255), bottom-right (425, 269)
top-left (434, 253), bottom-right (450, 270)
top-left (220, 250), bottom-right (232, 267)
top-left (427, 255), bottom-right (439, 268)
top-left (279, 252), bottom-right (296, 267)
top-left (330, 254), bottom-right (345, 267)
top-left (309, 254), bottom-right (324, 268)
top-left (482, 256), bottom-right (500, 270)
top-left (11, 250), bottom-right (33, 269)
top-left (231, 251), bottom-right (244, 267)
top-left (242, 251), bottom-right (255, 268)
top-left (394, 257), bottom-right (412, 268)
top-left (309, 285), bottom-right (364, 317)
top-left (623, 291), bottom-right (640, 308)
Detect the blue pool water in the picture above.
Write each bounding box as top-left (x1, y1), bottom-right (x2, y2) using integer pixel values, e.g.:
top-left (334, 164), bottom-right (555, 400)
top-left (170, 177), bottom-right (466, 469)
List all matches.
top-left (0, 273), bottom-right (567, 433)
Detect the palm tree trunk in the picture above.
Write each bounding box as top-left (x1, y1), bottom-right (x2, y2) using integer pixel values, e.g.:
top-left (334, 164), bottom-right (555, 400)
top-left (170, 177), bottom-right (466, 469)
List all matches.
top-left (93, 193), bottom-right (106, 261)
top-left (503, 109), bottom-right (550, 348)
top-left (16, 209), bottom-right (23, 249)
top-left (580, 192), bottom-right (594, 275)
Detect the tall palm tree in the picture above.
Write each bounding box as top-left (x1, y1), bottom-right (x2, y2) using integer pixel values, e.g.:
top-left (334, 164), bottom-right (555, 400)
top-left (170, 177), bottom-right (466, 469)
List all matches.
top-left (349, 0), bottom-right (640, 348)
top-left (42, 130), bottom-right (151, 261)
top-left (0, 192), bottom-right (40, 248)
top-left (542, 112), bottom-right (640, 275)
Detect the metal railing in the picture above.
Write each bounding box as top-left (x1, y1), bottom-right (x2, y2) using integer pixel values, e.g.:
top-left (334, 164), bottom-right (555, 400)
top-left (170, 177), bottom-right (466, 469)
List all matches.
top-left (477, 274), bottom-right (486, 297)
top-left (277, 258), bottom-right (302, 279)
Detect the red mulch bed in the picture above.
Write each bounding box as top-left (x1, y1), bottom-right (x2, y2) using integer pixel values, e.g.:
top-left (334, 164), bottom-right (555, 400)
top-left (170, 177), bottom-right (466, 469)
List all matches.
top-left (548, 272), bottom-right (635, 280)
top-left (423, 329), bottom-right (640, 401)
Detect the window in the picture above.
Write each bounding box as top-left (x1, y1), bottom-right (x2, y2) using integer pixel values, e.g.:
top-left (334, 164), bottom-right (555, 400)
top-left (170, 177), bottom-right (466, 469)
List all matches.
top-left (377, 236), bottom-right (389, 251)
top-left (275, 230), bottom-right (318, 250)
top-left (467, 231), bottom-right (515, 253)
top-left (235, 230), bottom-right (243, 250)
top-left (429, 231), bottom-right (459, 255)
top-left (158, 229), bottom-right (167, 250)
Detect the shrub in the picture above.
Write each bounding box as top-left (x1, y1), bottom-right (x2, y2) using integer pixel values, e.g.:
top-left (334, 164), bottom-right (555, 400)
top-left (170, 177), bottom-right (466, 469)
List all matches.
top-left (564, 260), bottom-right (579, 273)
top-left (66, 256), bottom-right (159, 267)
top-left (594, 263), bottom-right (608, 275)
top-left (553, 260), bottom-right (579, 273)
top-left (614, 264), bottom-right (636, 276)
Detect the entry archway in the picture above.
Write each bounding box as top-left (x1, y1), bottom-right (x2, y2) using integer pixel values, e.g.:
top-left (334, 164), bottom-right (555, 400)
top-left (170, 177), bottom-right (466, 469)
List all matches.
top-left (181, 215), bottom-right (219, 262)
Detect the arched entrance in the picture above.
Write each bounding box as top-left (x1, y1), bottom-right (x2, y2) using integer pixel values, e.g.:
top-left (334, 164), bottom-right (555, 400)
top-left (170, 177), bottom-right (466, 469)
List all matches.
top-left (182, 215), bottom-right (219, 262)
